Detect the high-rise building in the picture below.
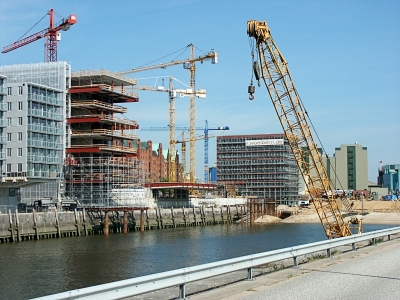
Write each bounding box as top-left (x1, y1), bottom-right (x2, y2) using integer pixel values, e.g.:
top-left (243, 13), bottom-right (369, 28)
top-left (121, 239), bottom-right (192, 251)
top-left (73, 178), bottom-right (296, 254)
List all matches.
top-left (381, 164), bottom-right (399, 193)
top-left (216, 133), bottom-right (300, 205)
top-left (0, 62), bottom-right (70, 205)
top-left (328, 143), bottom-right (368, 191)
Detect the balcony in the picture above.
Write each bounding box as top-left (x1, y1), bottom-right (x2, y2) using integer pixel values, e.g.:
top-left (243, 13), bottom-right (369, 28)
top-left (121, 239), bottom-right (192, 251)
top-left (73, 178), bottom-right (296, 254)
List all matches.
top-left (71, 100), bottom-right (127, 113)
top-left (71, 129), bottom-right (136, 140)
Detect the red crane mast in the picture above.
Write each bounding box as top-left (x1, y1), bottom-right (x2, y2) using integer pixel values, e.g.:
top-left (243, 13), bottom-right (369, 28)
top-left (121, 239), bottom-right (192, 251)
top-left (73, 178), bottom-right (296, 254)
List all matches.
top-left (2, 9), bottom-right (76, 62)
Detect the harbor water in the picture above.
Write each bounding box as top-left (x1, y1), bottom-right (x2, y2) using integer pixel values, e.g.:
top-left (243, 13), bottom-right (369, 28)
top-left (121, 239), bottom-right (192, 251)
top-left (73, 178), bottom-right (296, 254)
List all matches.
top-left (0, 222), bottom-right (396, 299)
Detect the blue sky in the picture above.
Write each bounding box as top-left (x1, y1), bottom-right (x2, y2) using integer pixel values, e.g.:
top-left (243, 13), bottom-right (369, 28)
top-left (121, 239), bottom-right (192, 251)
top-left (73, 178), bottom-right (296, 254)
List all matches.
top-left (1, 0), bottom-right (399, 183)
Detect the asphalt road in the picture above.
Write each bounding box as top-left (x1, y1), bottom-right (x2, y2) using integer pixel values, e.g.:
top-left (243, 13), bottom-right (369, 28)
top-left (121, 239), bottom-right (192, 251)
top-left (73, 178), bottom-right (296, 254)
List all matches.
top-left (191, 237), bottom-right (400, 300)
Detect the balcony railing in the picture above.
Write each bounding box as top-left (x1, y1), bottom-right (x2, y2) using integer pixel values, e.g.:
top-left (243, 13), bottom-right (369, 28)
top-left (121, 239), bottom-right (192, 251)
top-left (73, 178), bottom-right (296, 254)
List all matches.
top-left (28, 93), bottom-right (64, 107)
top-left (28, 109), bottom-right (63, 121)
top-left (71, 129), bottom-right (136, 139)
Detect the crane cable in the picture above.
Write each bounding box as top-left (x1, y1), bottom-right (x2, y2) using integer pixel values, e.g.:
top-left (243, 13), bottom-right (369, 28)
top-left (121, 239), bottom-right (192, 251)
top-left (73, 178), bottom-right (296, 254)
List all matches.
top-left (133, 45), bottom-right (191, 70)
top-left (16, 11), bottom-right (48, 42)
top-left (248, 37), bottom-right (256, 100)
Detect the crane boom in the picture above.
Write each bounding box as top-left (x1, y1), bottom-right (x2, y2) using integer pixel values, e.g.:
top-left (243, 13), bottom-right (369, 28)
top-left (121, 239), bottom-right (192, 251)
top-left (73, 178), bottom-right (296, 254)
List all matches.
top-left (116, 48), bottom-right (217, 75)
top-left (2, 9), bottom-right (76, 62)
top-left (247, 20), bottom-right (357, 239)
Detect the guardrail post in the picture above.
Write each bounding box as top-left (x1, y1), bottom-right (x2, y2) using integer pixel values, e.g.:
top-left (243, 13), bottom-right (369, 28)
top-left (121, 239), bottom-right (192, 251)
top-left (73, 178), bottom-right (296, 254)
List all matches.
top-left (179, 283), bottom-right (186, 299)
top-left (247, 267), bottom-right (253, 280)
top-left (327, 248), bottom-right (331, 258)
top-left (293, 256), bottom-right (298, 267)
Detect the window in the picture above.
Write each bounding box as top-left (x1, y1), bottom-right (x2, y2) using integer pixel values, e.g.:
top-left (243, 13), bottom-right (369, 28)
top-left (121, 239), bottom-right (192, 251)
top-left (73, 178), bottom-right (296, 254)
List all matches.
top-left (18, 132), bottom-right (22, 141)
top-left (7, 117), bottom-right (12, 126)
top-left (7, 102), bottom-right (12, 110)
top-left (7, 148), bottom-right (11, 157)
top-left (7, 87), bottom-right (12, 95)
top-left (18, 148), bottom-right (22, 157)
top-left (7, 133), bottom-right (11, 142)
top-left (18, 102), bottom-right (23, 110)
top-left (6, 164), bottom-right (11, 173)
top-left (18, 117), bottom-right (22, 126)
top-left (18, 163), bottom-right (22, 172)
top-left (18, 86), bottom-right (23, 95)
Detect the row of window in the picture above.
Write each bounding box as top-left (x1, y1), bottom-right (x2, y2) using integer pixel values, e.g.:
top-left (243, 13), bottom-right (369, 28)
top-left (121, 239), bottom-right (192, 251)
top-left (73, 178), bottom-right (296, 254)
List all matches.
top-left (7, 132), bottom-right (23, 142)
top-left (5, 117), bottom-right (23, 126)
top-left (7, 102), bottom-right (23, 111)
top-left (6, 147), bottom-right (23, 157)
top-left (6, 86), bottom-right (23, 96)
top-left (5, 163), bottom-right (23, 173)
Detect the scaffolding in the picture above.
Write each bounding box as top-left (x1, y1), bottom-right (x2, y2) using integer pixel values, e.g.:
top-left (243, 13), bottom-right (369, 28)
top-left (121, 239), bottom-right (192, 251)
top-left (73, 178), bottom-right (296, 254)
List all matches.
top-left (65, 156), bottom-right (143, 207)
top-left (216, 134), bottom-right (300, 205)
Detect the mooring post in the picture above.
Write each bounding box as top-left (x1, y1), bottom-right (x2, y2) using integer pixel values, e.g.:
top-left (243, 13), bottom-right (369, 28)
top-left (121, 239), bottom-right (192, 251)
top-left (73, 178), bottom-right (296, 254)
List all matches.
top-left (104, 210), bottom-right (109, 236)
top-left (33, 209), bottom-right (39, 240)
top-left (211, 206), bottom-right (215, 223)
top-left (123, 211), bottom-right (128, 234)
top-left (327, 248), bottom-right (331, 258)
top-left (140, 210), bottom-right (145, 232)
top-left (226, 206), bottom-right (229, 225)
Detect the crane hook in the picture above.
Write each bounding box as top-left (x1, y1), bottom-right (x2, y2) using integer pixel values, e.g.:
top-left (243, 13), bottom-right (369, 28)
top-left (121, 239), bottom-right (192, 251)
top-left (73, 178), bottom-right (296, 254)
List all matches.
top-left (248, 83), bottom-right (255, 100)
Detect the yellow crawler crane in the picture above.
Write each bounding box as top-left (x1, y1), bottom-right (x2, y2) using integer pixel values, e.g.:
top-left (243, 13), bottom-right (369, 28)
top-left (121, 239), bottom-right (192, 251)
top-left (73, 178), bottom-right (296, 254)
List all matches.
top-left (247, 20), bottom-right (361, 239)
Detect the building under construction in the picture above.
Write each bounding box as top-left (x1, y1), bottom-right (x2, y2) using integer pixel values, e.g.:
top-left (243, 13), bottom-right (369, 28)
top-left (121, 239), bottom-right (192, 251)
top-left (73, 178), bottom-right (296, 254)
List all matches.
top-left (216, 134), bottom-right (300, 205)
top-left (65, 70), bottom-right (166, 206)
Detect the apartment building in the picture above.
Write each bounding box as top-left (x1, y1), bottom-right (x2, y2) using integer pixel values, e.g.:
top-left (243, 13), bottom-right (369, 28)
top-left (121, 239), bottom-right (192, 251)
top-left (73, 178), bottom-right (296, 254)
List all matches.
top-left (0, 62), bottom-right (69, 206)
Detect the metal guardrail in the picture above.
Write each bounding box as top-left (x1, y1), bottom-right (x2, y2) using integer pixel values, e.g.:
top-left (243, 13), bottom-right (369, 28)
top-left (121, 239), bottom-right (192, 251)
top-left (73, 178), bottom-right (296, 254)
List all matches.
top-left (32, 227), bottom-right (400, 300)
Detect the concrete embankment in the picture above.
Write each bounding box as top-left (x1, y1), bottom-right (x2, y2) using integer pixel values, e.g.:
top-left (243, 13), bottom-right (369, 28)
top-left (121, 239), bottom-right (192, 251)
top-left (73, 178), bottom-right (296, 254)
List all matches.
top-left (0, 205), bottom-right (246, 243)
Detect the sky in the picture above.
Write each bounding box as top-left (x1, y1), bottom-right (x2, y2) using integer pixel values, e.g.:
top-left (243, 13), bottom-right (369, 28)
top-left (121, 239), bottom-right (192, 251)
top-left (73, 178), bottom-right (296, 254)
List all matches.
top-left (0, 0), bottom-right (399, 183)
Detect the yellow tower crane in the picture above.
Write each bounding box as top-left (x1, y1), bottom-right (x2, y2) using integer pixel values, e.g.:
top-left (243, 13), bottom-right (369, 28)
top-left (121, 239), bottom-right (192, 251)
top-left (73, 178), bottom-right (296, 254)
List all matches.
top-left (247, 20), bottom-right (361, 239)
top-left (128, 76), bottom-right (206, 181)
top-left (117, 44), bottom-right (218, 182)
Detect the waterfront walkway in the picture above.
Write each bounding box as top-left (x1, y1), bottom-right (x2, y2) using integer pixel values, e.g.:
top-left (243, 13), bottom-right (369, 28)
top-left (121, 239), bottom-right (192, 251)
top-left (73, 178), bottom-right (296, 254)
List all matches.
top-left (190, 237), bottom-right (400, 300)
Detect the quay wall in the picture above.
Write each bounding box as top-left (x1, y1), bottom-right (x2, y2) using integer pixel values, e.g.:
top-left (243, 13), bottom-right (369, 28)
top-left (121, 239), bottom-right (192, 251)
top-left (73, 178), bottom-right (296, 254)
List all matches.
top-left (0, 205), bottom-right (247, 243)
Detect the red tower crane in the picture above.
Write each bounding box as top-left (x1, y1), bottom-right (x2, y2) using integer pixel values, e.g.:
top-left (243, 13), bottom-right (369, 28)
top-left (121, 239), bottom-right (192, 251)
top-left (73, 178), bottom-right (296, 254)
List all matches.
top-left (2, 9), bottom-right (76, 62)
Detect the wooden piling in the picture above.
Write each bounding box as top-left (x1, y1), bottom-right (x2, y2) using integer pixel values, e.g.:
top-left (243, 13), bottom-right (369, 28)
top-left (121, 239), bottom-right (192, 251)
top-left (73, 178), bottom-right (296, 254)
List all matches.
top-left (15, 210), bottom-right (21, 242)
top-left (55, 210), bottom-right (61, 238)
top-left (171, 207), bottom-right (176, 228)
top-left (82, 208), bottom-right (88, 236)
top-left (104, 211), bottom-right (109, 236)
top-left (140, 210), bottom-right (145, 232)
top-left (33, 209), bottom-right (39, 240)
top-left (123, 211), bottom-right (128, 234)
top-left (8, 209), bottom-right (15, 242)
top-left (74, 209), bottom-right (80, 236)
